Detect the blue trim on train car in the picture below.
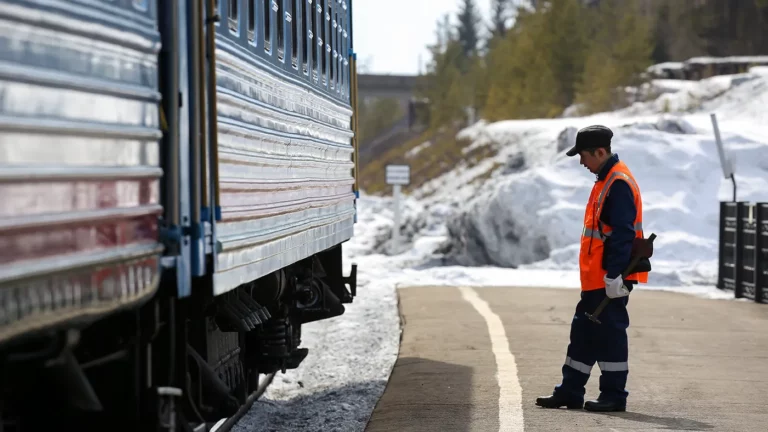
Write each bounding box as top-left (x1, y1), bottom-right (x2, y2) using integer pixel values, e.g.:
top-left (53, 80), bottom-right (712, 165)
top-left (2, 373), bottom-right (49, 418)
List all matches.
top-left (187, 0), bottom-right (207, 278)
top-left (349, 0), bottom-right (353, 51)
top-left (353, 190), bottom-right (359, 223)
top-left (176, 0), bottom-right (194, 298)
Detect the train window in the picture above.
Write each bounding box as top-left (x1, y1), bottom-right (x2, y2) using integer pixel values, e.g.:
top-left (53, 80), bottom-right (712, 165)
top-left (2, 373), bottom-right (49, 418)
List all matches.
top-left (248, 0), bottom-right (256, 43)
top-left (330, 7), bottom-right (335, 86)
top-left (340, 12), bottom-right (344, 89)
top-left (132, 0), bottom-right (148, 11)
top-left (335, 11), bottom-right (340, 88)
top-left (336, 23), bottom-right (340, 90)
top-left (327, 2), bottom-right (333, 87)
top-left (277, 0), bottom-right (284, 60)
top-left (264, 0), bottom-right (271, 52)
top-left (301, 0), bottom-right (308, 74)
top-left (311, 0), bottom-right (317, 79)
top-left (320, 0), bottom-right (326, 82)
top-left (228, 0), bottom-right (239, 34)
top-left (291, 0), bottom-right (299, 68)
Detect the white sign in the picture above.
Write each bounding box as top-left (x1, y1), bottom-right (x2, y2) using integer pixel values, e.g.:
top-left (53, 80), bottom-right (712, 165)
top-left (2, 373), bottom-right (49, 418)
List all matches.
top-left (386, 164), bottom-right (410, 186)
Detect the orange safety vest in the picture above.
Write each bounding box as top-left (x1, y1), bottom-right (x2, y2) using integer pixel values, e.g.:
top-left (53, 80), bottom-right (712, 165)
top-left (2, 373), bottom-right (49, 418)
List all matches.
top-left (579, 160), bottom-right (648, 291)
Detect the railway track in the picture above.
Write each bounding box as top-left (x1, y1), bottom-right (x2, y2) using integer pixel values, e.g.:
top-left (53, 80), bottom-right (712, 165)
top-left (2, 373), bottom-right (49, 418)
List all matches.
top-left (204, 373), bottom-right (276, 432)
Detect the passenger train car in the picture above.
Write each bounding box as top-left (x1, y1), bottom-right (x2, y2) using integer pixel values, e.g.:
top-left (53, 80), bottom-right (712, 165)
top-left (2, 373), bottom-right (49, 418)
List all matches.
top-left (0, 0), bottom-right (359, 430)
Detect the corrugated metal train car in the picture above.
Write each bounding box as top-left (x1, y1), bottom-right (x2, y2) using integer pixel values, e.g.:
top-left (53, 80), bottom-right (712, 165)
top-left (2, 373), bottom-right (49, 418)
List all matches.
top-left (0, 0), bottom-right (360, 430)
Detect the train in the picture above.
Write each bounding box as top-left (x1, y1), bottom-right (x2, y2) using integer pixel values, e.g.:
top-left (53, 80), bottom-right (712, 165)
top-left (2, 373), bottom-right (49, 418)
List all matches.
top-left (0, 0), bottom-right (360, 430)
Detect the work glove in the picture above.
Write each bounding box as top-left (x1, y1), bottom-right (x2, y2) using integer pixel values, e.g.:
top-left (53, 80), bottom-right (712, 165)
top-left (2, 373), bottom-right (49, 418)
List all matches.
top-left (604, 275), bottom-right (630, 299)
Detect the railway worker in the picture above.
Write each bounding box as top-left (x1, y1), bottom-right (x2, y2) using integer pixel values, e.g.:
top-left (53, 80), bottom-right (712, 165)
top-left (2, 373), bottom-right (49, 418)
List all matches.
top-left (535, 125), bottom-right (649, 412)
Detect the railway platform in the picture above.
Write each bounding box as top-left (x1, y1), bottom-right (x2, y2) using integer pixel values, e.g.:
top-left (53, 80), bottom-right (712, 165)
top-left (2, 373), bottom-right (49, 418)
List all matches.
top-left (365, 286), bottom-right (768, 431)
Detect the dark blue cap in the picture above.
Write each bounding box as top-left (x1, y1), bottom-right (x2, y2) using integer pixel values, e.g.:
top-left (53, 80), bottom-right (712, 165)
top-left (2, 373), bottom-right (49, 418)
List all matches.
top-left (566, 125), bottom-right (613, 157)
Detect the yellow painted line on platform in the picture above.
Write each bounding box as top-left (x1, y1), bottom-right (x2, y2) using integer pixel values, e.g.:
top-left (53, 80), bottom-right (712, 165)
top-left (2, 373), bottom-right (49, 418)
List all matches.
top-left (458, 286), bottom-right (525, 432)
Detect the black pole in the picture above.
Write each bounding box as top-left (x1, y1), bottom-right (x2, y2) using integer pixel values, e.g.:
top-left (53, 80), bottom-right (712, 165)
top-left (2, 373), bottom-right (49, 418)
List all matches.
top-left (730, 173), bottom-right (737, 202)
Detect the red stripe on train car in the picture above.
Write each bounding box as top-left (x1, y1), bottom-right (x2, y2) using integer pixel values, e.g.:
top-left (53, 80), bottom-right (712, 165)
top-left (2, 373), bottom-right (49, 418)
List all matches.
top-left (0, 213), bottom-right (160, 264)
top-left (0, 178), bottom-right (159, 218)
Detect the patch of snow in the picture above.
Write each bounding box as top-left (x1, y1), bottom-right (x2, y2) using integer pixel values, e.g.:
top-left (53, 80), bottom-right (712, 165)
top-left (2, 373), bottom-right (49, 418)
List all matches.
top-left (685, 55), bottom-right (768, 65)
top-left (441, 72), bottom-right (768, 287)
top-left (405, 140), bottom-right (432, 158)
top-left (647, 61), bottom-right (684, 73)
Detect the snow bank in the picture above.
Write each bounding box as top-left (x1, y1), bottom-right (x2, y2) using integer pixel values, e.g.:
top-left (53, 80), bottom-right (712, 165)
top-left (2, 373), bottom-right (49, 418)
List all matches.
top-left (441, 70), bottom-right (768, 287)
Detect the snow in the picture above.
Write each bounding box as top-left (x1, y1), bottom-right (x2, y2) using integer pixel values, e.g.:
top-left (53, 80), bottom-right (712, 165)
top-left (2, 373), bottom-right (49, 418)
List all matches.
top-left (235, 69), bottom-right (767, 431)
top-left (439, 69), bottom-right (768, 289)
top-left (647, 61), bottom-right (684, 72)
top-left (405, 140), bottom-right (432, 158)
top-left (685, 55), bottom-right (768, 65)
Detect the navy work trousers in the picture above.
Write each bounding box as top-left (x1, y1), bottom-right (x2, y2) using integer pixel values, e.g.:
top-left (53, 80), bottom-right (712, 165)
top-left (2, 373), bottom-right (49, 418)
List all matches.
top-left (552, 288), bottom-right (631, 403)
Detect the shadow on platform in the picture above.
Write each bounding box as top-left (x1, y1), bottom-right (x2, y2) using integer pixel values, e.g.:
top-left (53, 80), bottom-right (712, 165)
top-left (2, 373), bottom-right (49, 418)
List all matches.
top-left (365, 356), bottom-right (480, 432)
top-left (601, 411), bottom-right (715, 430)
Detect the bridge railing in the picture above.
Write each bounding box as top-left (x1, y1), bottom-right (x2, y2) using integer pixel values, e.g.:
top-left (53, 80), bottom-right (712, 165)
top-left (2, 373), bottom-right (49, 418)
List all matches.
top-left (717, 201), bottom-right (768, 303)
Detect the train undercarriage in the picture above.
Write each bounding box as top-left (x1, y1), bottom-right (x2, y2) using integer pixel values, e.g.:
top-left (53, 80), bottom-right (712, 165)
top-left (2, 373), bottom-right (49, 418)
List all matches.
top-left (0, 245), bottom-right (356, 432)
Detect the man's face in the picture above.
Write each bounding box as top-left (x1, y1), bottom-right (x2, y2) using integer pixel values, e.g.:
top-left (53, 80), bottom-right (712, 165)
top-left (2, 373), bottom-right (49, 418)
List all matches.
top-left (578, 148), bottom-right (607, 174)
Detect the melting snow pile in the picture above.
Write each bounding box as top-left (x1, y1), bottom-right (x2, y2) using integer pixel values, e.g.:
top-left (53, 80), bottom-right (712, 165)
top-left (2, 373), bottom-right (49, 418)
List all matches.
top-left (441, 68), bottom-right (768, 287)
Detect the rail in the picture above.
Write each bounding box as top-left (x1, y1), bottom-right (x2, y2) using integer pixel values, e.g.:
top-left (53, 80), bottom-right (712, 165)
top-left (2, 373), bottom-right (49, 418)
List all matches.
top-left (206, 372), bottom-right (276, 432)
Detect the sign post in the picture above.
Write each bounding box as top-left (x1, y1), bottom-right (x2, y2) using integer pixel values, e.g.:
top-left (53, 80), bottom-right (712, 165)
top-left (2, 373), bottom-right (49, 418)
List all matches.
top-left (385, 164), bottom-right (410, 252)
top-left (710, 113), bottom-right (737, 201)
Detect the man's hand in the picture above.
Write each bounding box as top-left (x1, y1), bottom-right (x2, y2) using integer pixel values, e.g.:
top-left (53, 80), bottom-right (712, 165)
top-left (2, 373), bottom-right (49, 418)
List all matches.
top-left (604, 275), bottom-right (630, 299)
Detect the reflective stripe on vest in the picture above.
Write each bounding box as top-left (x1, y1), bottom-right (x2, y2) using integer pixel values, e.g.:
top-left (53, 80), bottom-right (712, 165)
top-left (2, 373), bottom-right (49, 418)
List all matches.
top-left (596, 171), bottom-right (640, 215)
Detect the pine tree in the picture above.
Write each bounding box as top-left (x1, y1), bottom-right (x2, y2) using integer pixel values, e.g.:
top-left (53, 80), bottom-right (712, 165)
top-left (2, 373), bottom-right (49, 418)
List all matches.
top-left (456, 0), bottom-right (481, 62)
top-left (420, 32), bottom-right (467, 130)
top-left (483, 11), bottom-right (561, 120)
top-left (490, 0), bottom-right (511, 39)
top-left (483, 0), bottom-right (591, 118)
top-left (537, 0), bottom-right (592, 108)
top-left (574, 0), bottom-right (653, 113)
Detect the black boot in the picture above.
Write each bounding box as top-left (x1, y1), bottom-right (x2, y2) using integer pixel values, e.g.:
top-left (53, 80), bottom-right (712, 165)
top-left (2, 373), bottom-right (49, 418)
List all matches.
top-left (584, 399), bottom-right (626, 412)
top-left (535, 394), bottom-right (583, 409)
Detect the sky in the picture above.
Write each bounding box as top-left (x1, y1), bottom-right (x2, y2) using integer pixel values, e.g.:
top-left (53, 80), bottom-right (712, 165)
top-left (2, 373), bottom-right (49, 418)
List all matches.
top-left (351, 0), bottom-right (493, 75)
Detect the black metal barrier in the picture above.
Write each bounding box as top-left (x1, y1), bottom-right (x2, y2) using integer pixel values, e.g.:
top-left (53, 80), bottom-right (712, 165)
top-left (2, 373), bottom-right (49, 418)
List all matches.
top-left (717, 201), bottom-right (768, 303)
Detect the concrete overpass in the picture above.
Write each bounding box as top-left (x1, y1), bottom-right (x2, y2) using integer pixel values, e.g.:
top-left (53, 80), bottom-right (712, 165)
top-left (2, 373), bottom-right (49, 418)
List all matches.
top-left (357, 74), bottom-right (420, 100)
top-left (356, 74), bottom-right (426, 165)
